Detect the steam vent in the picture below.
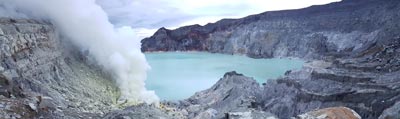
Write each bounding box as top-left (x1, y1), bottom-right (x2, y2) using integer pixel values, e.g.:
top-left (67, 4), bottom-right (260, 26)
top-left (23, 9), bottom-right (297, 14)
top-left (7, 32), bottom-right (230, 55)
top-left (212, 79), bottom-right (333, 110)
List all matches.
top-left (0, 0), bottom-right (400, 119)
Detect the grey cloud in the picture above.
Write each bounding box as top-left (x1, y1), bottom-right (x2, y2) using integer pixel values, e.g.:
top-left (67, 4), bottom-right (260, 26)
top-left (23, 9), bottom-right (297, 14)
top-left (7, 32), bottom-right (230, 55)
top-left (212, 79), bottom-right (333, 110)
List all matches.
top-left (96, 0), bottom-right (197, 29)
top-left (0, 3), bottom-right (28, 18)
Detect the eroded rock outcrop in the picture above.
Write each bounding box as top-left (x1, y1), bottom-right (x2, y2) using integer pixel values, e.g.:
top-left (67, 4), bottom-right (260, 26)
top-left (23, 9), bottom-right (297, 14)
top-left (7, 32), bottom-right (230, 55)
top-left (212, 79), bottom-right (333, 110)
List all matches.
top-left (177, 71), bottom-right (266, 119)
top-left (151, 71), bottom-right (278, 119)
top-left (0, 18), bottom-right (119, 118)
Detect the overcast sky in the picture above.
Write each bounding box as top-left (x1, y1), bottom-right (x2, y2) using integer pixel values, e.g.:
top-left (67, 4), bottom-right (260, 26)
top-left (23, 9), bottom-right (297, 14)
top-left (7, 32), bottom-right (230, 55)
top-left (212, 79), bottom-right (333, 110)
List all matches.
top-left (96, 0), bottom-right (341, 38)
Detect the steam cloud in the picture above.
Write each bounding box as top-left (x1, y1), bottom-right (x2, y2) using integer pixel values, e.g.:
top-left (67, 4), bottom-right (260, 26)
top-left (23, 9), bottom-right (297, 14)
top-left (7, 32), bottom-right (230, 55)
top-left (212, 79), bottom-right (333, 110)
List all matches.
top-left (1, 0), bottom-right (159, 104)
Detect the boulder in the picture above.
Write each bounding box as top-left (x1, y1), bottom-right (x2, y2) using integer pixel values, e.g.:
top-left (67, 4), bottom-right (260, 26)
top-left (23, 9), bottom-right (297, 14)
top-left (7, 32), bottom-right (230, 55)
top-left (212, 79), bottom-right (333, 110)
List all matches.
top-left (296, 107), bottom-right (361, 119)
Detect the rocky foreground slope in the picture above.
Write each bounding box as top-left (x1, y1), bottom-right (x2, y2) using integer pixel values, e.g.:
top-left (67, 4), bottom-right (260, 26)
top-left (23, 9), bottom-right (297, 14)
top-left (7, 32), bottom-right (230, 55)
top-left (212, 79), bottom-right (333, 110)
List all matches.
top-left (141, 0), bottom-right (400, 118)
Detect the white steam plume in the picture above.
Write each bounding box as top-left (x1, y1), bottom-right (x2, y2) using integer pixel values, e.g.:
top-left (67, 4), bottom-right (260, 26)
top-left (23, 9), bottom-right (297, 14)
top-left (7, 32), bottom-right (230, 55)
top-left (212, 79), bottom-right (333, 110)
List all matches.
top-left (3, 0), bottom-right (159, 104)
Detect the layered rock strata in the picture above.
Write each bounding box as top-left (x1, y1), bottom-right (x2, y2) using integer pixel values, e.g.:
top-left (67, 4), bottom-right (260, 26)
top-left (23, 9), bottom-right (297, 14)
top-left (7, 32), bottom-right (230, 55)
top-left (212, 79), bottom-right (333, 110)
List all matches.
top-left (141, 0), bottom-right (400, 118)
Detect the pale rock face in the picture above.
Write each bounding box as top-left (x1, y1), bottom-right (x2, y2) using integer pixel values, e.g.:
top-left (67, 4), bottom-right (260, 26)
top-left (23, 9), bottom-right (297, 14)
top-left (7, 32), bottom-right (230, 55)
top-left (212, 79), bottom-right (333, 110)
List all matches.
top-left (296, 107), bottom-right (361, 119)
top-left (0, 28), bottom-right (4, 36)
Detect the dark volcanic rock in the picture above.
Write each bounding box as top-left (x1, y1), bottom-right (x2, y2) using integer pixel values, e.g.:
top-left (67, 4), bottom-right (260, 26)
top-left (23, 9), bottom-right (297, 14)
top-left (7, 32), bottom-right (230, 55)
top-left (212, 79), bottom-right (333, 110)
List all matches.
top-left (142, 26), bottom-right (209, 52)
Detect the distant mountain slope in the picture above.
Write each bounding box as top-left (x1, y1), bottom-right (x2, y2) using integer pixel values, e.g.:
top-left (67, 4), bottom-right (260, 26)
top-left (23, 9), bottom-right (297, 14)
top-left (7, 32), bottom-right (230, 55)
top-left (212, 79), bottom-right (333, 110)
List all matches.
top-left (142, 0), bottom-right (400, 59)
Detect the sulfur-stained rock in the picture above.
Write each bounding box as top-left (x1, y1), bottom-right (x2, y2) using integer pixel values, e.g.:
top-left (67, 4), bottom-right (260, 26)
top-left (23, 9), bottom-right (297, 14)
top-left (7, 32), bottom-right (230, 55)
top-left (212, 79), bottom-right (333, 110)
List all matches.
top-left (296, 107), bottom-right (361, 119)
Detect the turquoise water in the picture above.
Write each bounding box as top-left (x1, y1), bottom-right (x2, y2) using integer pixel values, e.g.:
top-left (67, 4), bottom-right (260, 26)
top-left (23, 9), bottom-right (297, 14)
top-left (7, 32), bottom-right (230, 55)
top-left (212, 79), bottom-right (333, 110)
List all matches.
top-left (145, 52), bottom-right (304, 100)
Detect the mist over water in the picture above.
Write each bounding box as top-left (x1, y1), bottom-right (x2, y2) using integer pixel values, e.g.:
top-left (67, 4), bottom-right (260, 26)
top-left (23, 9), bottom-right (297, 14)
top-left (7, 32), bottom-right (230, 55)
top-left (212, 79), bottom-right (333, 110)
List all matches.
top-left (145, 52), bottom-right (304, 100)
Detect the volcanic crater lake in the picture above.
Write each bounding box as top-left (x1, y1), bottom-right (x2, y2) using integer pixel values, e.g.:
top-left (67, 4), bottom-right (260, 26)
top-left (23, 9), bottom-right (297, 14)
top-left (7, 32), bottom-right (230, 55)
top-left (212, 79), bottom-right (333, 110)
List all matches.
top-left (145, 52), bottom-right (304, 100)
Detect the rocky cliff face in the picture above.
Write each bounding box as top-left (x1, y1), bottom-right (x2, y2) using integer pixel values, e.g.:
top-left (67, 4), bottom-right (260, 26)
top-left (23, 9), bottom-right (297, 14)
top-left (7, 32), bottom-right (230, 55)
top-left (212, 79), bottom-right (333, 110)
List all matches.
top-left (141, 0), bottom-right (400, 119)
top-left (142, 0), bottom-right (400, 59)
top-left (0, 18), bottom-right (120, 118)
